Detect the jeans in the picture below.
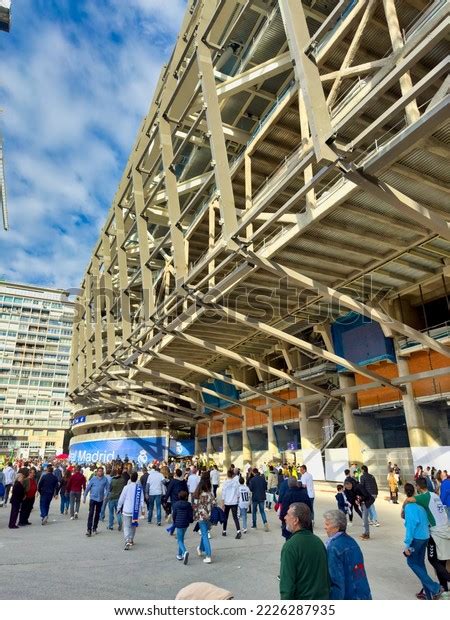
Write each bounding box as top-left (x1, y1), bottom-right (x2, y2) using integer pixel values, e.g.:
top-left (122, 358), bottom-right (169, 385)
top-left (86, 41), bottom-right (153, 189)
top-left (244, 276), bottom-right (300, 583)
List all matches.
top-left (100, 496), bottom-right (108, 520)
top-left (239, 506), bottom-right (248, 530)
top-left (268, 487), bottom-right (277, 508)
top-left (108, 498), bottom-right (123, 529)
top-left (368, 498), bottom-right (378, 522)
top-left (198, 519), bottom-right (211, 557)
top-left (60, 493), bottom-right (70, 514)
top-left (69, 492), bottom-right (81, 517)
top-left (147, 494), bottom-right (162, 524)
top-left (252, 500), bottom-right (267, 527)
top-left (362, 504), bottom-right (370, 536)
top-left (176, 527), bottom-right (187, 556)
top-left (39, 492), bottom-right (54, 519)
top-left (87, 499), bottom-right (102, 532)
top-left (212, 485), bottom-right (218, 498)
top-left (223, 504), bottom-right (240, 532)
top-left (406, 538), bottom-right (440, 599)
top-left (123, 514), bottom-right (136, 544)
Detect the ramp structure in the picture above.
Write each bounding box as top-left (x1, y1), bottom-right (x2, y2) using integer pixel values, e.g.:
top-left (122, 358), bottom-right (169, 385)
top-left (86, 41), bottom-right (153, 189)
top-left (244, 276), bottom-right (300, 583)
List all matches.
top-left (69, 1), bottom-right (450, 475)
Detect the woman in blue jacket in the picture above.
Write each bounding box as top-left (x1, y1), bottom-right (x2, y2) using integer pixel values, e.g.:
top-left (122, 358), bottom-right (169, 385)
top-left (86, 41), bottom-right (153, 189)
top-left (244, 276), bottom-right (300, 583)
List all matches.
top-left (323, 509), bottom-right (372, 600)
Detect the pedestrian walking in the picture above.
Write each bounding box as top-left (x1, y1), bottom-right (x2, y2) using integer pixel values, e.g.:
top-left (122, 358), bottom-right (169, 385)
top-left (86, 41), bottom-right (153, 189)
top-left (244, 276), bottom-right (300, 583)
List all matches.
top-left (387, 469), bottom-right (399, 504)
top-left (193, 475), bottom-right (216, 564)
top-left (117, 471), bottom-right (144, 550)
top-left (345, 480), bottom-right (374, 541)
top-left (145, 464), bottom-right (165, 525)
top-left (8, 473), bottom-right (25, 529)
top-left (279, 503), bottom-right (330, 600)
top-left (210, 465), bottom-right (220, 498)
top-left (221, 468), bottom-right (242, 539)
top-left (37, 465), bottom-right (59, 525)
top-left (83, 466), bottom-right (109, 536)
top-left (164, 469), bottom-right (188, 517)
top-left (360, 465), bottom-right (379, 527)
top-left (3, 462), bottom-right (15, 505)
top-left (67, 465), bottom-right (86, 520)
top-left (172, 489), bottom-right (193, 564)
top-left (267, 465), bottom-right (278, 509)
top-left (59, 470), bottom-right (71, 515)
top-left (238, 476), bottom-right (250, 534)
top-left (19, 466), bottom-right (38, 526)
top-left (299, 465), bottom-right (315, 518)
top-left (323, 510), bottom-right (372, 599)
top-left (100, 465), bottom-right (112, 521)
top-left (335, 484), bottom-right (352, 518)
top-left (402, 482), bottom-right (443, 599)
top-left (249, 468), bottom-right (269, 531)
top-left (108, 466), bottom-right (125, 531)
top-left (280, 478), bottom-right (312, 539)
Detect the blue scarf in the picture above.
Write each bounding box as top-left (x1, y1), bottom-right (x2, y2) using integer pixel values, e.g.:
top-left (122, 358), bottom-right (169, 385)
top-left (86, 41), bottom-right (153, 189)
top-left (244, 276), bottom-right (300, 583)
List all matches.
top-left (132, 483), bottom-right (142, 527)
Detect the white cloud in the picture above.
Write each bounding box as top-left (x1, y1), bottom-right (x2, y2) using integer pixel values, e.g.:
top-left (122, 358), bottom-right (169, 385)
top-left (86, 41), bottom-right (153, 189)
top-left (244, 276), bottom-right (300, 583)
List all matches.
top-left (0, 0), bottom-right (187, 288)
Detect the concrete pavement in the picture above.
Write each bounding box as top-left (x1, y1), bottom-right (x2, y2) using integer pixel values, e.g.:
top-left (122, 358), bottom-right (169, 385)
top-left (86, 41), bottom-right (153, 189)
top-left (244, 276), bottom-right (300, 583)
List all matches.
top-left (0, 489), bottom-right (427, 599)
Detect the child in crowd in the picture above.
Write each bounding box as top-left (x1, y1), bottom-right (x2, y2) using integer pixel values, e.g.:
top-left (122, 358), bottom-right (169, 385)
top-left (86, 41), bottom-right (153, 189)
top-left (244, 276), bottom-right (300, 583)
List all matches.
top-left (335, 484), bottom-right (352, 520)
top-left (172, 490), bottom-right (193, 565)
top-left (238, 476), bottom-right (251, 534)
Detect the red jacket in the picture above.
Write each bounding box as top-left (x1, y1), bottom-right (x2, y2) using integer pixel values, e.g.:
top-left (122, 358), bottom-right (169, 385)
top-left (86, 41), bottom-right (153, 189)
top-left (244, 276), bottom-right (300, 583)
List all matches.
top-left (66, 472), bottom-right (86, 494)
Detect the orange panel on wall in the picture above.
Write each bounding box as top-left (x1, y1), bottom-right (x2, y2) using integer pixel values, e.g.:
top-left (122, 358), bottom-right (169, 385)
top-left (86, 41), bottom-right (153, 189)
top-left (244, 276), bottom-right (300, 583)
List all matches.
top-left (355, 361), bottom-right (400, 407)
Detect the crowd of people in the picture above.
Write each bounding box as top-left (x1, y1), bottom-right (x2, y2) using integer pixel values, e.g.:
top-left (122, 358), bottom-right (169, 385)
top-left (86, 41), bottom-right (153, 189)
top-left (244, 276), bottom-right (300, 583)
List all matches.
top-left (0, 456), bottom-right (449, 600)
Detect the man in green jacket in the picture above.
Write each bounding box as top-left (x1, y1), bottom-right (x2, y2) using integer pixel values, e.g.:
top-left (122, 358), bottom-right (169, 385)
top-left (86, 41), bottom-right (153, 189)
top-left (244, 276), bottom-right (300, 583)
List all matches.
top-left (279, 502), bottom-right (330, 600)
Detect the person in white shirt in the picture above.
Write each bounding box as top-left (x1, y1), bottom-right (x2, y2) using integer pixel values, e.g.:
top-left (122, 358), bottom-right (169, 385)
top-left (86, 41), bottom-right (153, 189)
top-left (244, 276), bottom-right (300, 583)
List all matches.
top-left (3, 463), bottom-right (15, 505)
top-left (300, 464), bottom-right (315, 518)
top-left (221, 469), bottom-right (241, 539)
top-left (145, 465), bottom-right (165, 525)
top-left (238, 476), bottom-right (251, 533)
top-left (187, 468), bottom-right (201, 502)
top-left (210, 465), bottom-right (220, 498)
top-left (118, 471), bottom-right (145, 550)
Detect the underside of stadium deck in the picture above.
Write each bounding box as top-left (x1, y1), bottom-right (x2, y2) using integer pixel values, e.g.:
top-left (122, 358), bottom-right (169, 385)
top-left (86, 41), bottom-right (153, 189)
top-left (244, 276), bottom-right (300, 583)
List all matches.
top-left (69, 0), bottom-right (450, 478)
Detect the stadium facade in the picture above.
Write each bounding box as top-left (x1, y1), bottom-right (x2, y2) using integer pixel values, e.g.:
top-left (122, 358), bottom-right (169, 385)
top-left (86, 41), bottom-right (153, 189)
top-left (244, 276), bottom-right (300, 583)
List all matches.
top-left (69, 0), bottom-right (450, 479)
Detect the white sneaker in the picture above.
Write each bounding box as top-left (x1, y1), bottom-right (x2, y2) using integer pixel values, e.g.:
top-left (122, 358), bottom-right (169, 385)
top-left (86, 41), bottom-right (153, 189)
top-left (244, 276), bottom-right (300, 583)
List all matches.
top-left (373, 521), bottom-right (380, 527)
top-left (197, 546), bottom-right (204, 557)
top-left (207, 532), bottom-right (211, 539)
top-left (203, 557), bottom-right (212, 564)
top-left (243, 528), bottom-right (247, 533)
top-left (70, 516), bottom-right (74, 520)
top-left (75, 512), bottom-right (78, 519)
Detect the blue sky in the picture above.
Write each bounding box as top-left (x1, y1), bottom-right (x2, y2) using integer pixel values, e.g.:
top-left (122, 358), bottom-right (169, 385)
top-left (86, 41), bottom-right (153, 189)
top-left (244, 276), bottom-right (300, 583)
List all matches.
top-left (0, 0), bottom-right (186, 288)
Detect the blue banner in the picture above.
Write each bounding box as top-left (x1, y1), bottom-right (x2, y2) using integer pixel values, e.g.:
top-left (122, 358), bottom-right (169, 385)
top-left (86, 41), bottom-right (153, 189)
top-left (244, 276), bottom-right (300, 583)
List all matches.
top-left (69, 436), bottom-right (166, 465)
top-left (168, 439), bottom-right (195, 457)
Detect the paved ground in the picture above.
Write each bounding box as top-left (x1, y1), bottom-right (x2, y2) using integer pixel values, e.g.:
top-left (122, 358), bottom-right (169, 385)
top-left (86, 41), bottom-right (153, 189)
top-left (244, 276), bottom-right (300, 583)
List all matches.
top-left (0, 489), bottom-right (428, 600)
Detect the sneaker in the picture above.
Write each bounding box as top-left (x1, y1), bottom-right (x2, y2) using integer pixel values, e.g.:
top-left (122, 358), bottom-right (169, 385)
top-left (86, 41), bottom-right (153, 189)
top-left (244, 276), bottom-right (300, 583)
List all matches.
top-left (157, 522), bottom-right (161, 526)
top-left (176, 555), bottom-right (183, 561)
top-left (432, 587), bottom-right (445, 600)
top-left (74, 512), bottom-right (78, 520)
top-left (64, 508), bottom-right (68, 515)
top-left (93, 529), bottom-right (98, 535)
top-left (203, 557), bottom-right (212, 564)
top-left (415, 590), bottom-right (426, 600)
top-left (207, 532), bottom-right (211, 539)
top-left (86, 530), bottom-right (92, 537)
top-left (70, 516), bottom-right (75, 520)
top-left (368, 520), bottom-right (374, 526)
top-left (197, 546), bottom-right (204, 557)
top-left (183, 551), bottom-right (189, 565)
top-left (235, 531), bottom-right (242, 539)
top-left (107, 526), bottom-right (113, 531)
top-left (264, 523), bottom-right (269, 532)
top-left (222, 531), bottom-right (227, 537)
top-left (118, 524), bottom-right (122, 532)
top-left (359, 533), bottom-right (370, 540)
top-left (251, 525), bottom-right (256, 529)
top-left (124, 542), bottom-right (131, 551)
top-left (243, 528), bottom-right (247, 533)
top-left (373, 521), bottom-right (380, 527)
top-left (42, 516), bottom-right (48, 525)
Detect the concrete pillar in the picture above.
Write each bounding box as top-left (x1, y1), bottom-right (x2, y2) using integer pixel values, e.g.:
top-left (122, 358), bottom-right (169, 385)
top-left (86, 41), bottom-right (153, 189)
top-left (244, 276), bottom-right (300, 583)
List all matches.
top-left (297, 388), bottom-right (323, 450)
top-left (395, 342), bottom-right (439, 448)
top-left (242, 408), bottom-right (252, 465)
top-left (267, 407), bottom-right (280, 460)
top-left (222, 417), bottom-right (231, 471)
top-left (206, 421), bottom-right (212, 457)
top-left (339, 374), bottom-right (365, 464)
top-left (194, 424), bottom-right (200, 456)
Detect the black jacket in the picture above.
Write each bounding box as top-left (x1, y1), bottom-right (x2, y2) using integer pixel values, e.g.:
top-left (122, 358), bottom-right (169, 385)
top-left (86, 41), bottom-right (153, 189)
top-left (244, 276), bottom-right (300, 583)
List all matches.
top-left (353, 483), bottom-right (375, 507)
top-left (280, 486), bottom-right (312, 521)
top-left (172, 499), bottom-right (193, 528)
top-left (249, 473), bottom-right (267, 502)
top-left (38, 472), bottom-right (59, 496)
top-left (360, 473), bottom-right (378, 497)
top-left (10, 480), bottom-right (25, 505)
top-left (165, 478), bottom-right (188, 504)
